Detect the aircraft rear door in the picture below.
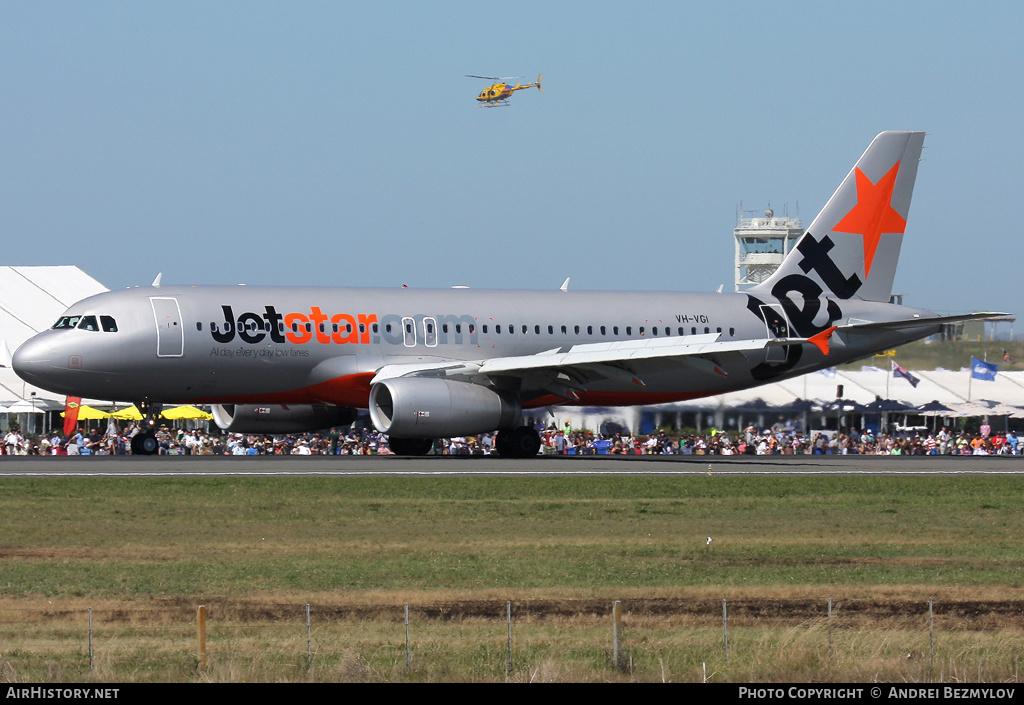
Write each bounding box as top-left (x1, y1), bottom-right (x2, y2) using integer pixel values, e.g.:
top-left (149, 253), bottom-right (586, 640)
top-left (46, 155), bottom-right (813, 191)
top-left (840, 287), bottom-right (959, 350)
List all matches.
top-left (758, 304), bottom-right (791, 363)
top-left (151, 297), bottom-right (184, 357)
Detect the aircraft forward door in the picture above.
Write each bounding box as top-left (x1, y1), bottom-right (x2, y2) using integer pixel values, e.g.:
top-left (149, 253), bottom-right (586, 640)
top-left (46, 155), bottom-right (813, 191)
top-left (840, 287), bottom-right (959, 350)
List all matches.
top-left (151, 297), bottom-right (184, 357)
top-left (758, 304), bottom-right (791, 363)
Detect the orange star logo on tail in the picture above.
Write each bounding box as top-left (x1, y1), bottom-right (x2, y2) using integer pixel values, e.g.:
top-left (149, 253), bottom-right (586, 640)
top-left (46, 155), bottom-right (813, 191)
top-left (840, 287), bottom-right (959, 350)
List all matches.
top-left (831, 161), bottom-right (906, 277)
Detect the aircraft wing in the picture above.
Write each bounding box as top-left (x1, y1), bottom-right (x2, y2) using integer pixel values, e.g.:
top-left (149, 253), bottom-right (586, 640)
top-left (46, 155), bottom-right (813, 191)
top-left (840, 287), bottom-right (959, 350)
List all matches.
top-left (370, 331), bottom-right (834, 400)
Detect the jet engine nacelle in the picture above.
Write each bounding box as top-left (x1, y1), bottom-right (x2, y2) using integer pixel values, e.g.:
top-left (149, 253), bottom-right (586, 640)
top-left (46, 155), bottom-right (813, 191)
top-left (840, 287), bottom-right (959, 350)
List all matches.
top-left (369, 378), bottom-right (521, 437)
top-left (211, 404), bottom-right (357, 433)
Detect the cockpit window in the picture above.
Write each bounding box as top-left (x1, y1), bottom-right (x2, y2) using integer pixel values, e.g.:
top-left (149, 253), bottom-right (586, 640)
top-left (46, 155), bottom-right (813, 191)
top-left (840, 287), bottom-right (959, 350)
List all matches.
top-left (78, 315), bottom-right (99, 331)
top-left (52, 316), bottom-right (82, 330)
top-left (100, 315), bottom-right (118, 333)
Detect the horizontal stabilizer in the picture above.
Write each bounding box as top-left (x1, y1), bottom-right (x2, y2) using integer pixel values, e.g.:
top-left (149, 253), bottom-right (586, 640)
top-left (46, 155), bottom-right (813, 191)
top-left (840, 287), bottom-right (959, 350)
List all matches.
top-left (837, 312), bottom-right (1010, 334)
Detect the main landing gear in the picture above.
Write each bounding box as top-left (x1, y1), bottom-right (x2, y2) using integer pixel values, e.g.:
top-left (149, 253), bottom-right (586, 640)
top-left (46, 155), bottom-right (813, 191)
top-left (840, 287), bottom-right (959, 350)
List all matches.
top-left (388, 437), bottom-right (435, 456)
top-left (387, 427), bottom-right (541, 458)
top-left (495, 426), bottom-right (541, 458)
top-left (129, 401), bottom-right (163, 456)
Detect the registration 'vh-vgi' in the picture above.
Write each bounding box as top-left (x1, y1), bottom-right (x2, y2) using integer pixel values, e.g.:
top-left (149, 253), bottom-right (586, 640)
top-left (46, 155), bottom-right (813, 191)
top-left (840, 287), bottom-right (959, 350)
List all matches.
top-left (12, 132), bottom-right (1001, 455)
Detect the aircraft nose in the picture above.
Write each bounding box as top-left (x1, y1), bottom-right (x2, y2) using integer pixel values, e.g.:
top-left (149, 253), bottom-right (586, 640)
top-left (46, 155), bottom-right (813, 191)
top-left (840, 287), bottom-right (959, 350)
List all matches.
top-left (11, 337), bottom-right (56, 387)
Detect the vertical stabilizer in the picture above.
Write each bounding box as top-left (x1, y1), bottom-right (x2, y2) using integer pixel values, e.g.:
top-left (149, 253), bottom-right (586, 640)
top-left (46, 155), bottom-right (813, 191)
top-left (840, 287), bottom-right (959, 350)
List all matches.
top-left (749, 131), bottom-right (925, 303)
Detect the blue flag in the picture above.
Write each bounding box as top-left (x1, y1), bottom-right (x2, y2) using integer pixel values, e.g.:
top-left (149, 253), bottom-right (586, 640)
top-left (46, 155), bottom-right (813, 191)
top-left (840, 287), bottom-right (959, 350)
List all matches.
top-left (892, 361), bottom-right (920, 387)
top-left (971, 357), bottom-right (999, 381)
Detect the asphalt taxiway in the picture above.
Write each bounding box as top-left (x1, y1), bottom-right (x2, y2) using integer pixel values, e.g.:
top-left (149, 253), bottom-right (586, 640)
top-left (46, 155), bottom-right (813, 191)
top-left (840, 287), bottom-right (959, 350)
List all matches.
top-left (0, 453), bottom-right (1021, 477)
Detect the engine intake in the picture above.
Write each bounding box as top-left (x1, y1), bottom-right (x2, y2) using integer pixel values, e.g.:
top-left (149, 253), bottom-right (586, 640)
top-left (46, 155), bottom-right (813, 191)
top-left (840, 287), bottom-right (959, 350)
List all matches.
top-left (211, 404), bottom-right (357, 433)
top-left (369, 378), bottom-right (520, 437)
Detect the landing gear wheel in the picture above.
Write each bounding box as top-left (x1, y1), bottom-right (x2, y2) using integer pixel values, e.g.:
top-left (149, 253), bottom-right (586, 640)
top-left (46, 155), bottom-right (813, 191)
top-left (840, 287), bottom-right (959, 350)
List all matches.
top-left (388, 437), bottom-right (434, 456)
top-left (496, 426), bottom-right (541, 458)
top-left (131, 432), bottom-right (159, 456)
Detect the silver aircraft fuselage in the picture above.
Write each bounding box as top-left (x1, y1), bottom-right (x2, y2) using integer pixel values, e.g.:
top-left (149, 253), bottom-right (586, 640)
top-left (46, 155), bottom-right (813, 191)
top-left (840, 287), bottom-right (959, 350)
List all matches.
top-left (12, 284), bottom-right (938, 409)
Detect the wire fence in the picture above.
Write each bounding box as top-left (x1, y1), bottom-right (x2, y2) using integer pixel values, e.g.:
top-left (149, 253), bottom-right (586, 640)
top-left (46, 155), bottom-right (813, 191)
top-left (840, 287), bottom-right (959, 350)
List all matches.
top-left (1, 598), bottom-right (1022, 682)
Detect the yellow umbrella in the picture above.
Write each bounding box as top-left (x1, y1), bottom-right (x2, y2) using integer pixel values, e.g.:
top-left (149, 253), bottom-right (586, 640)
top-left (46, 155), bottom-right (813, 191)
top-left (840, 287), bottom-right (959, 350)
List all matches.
top-left (60, 405), bottom-right (110, 419)
top-left (161, 405), bottom-right (213, 421)
top-left (110, 405), bottom-right (143, 420)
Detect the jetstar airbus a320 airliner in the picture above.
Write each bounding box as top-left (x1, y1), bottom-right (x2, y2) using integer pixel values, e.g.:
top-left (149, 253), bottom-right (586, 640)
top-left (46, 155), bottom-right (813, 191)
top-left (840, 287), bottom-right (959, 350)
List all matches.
top-left (12, 132), bottom-right (1002, 456)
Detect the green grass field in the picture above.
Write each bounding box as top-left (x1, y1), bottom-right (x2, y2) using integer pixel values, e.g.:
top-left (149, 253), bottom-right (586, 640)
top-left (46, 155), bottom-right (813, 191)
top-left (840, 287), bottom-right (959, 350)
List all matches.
top-left (1, 475), bottom-right (1022, 681)
top-left (2, 475), bottom-right (1023, 596)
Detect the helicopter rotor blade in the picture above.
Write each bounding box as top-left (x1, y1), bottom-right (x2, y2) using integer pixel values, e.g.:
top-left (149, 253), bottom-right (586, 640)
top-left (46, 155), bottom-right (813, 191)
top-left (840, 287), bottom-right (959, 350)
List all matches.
top-left (466, 75), bottom-right (501, 80)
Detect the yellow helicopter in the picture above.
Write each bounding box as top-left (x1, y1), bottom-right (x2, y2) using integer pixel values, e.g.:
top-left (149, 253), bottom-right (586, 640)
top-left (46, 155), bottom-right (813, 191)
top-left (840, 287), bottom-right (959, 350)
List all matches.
top-left (466, 74), bottom-right (542, 107)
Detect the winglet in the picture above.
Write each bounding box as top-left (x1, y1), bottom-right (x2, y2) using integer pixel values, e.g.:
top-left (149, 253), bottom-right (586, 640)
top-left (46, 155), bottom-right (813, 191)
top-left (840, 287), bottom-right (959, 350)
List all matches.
top-left (807, 326), bottom-right (838, 355)
top-left (560, 277), bottom-right (570, 292)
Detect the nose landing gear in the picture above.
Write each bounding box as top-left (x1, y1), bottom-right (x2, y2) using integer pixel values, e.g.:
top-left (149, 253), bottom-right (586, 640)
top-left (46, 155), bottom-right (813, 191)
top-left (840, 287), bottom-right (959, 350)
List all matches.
top-left (129, 401), bottom-right (163, 456)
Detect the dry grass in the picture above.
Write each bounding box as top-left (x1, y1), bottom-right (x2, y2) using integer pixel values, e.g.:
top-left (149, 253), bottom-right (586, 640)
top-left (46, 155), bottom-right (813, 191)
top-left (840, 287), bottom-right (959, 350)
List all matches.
top-left (1, 594), bottom-right (1022, 682)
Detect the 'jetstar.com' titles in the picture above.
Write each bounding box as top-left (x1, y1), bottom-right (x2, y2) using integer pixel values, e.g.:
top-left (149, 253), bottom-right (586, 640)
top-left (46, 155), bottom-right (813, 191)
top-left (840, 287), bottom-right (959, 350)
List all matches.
top-left (209, 305), bottom-right (480, 346)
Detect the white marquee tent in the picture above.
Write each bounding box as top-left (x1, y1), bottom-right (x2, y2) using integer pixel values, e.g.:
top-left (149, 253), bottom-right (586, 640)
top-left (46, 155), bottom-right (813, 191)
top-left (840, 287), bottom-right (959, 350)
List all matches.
top-left (0, 266), bottom-right (108, 409)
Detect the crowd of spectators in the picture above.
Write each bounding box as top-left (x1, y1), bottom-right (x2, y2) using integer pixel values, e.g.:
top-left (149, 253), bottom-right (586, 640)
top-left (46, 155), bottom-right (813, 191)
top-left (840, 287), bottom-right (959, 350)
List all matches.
top-left (1, 419), bottom-right (1021, 457)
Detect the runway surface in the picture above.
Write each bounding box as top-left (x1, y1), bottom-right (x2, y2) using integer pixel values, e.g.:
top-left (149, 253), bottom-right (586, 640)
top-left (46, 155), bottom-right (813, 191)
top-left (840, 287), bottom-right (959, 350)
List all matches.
top-left (0, 453), bottom-right (1022, 476)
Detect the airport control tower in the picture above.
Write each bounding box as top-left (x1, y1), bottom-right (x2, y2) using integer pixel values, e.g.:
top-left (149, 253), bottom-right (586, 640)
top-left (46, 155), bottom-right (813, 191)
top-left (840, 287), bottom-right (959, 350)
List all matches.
top-left (734, 207), bottom-right (803, 291)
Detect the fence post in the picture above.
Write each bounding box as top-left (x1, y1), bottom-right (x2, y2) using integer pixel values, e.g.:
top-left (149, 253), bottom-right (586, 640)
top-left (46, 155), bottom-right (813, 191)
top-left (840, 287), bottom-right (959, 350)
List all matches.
top-left (506, 601), bottom-right (512, 680)
top-left (828, 598), bottom-right (833, 662)
top-left (723, 599), bottom-right (728, 662)
top-left (306, 603), bottom-right (312, 670)
top-left (929, 598), bottom-right (934, 671)
top-left (404, 604), bottom-right (411, 671)
top-left (197, 605), bottom-right (207, 671)
top-left (612, 600), bottom-right (623, 670)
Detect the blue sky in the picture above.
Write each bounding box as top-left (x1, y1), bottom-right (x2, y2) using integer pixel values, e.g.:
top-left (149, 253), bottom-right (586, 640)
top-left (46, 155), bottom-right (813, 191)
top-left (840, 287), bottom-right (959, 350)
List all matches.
top-left (3, 1), bottom-right (1022, 321)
